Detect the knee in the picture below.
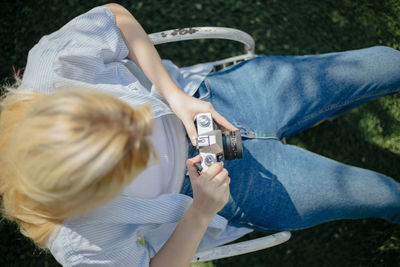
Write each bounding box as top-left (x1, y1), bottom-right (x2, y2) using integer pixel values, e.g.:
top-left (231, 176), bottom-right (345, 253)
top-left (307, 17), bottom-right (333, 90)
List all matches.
top-left (361, 46), bottom-right (400, 80)
top-left (369, 45), bottom-right (400, 59)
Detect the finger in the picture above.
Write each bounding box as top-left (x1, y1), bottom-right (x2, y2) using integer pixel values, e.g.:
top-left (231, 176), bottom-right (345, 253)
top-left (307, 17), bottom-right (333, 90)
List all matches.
top-left (183, 120), bottom-right (198, 146)
top-left (217, 176), bottom-right (230, 195)
top-left (212, 169), bottom-right (229, 186)
top-left (211, 109), bottom-right (238, 131)
top-left (186, 155), bottom-right (202, 178)
top-left (202, 161), bottom-right (224, 180)
top-left (224, 179), bottom-right (230, 193)
top-left (220, 176), bottom-right (230, 192)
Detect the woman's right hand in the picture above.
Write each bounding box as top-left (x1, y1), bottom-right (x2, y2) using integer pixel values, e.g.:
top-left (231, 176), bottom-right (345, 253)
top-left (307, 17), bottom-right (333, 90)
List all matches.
top-left (151, 156), bottom-right (230, 266)
top-left (186, 155), bottom-right (231, 219)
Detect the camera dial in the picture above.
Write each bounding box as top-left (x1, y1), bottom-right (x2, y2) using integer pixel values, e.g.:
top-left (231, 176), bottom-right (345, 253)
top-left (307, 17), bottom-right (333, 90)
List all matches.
top-left (198, 115), bottom-right (211, 128)
top-left (204, 155), bottom-right (216, 166)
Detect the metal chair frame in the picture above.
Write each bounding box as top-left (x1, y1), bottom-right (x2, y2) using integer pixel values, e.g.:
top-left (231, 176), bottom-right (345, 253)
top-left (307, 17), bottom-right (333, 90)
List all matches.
top-left (148, 27), bottom-right (256, 72)
top-left (145, 27), bottom-right (292, 263)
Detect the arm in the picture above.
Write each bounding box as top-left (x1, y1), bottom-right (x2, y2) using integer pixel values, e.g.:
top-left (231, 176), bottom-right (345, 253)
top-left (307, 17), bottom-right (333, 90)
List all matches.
top-left (150, 156), bottom-right (230, 267)
top-left (105, 3), bottom-right (238, 145)
top-left (150, 205), bottom-right (212, 266)
top-left (104, 3), bottom-right (180, 104)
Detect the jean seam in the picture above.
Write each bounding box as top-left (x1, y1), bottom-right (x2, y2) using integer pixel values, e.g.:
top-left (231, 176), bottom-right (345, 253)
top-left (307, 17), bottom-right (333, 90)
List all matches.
top-left (280, 86), bottom-right (400, 137)
top-left (234, 122), bottom-right (279, 140)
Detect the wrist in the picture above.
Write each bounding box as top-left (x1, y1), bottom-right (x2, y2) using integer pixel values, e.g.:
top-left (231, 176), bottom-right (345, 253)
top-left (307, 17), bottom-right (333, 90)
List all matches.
top-left (187, 204), bottom-right (215, 226)
top-left (162, 85), bottom-right (184, 104)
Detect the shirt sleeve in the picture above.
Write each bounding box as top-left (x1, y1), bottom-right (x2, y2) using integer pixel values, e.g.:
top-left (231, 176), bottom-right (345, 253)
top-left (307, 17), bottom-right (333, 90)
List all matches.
top-left (50, 223), bottom-right (153, 267)
top-left (20, 6), bottom-right (130, 93)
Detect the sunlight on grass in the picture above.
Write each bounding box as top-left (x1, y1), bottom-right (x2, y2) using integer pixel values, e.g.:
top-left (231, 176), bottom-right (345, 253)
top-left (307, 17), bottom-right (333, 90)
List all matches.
top-left (358, 96), bottom-right (400, 155)
top-left (191, 261), bottom-right (215, 267)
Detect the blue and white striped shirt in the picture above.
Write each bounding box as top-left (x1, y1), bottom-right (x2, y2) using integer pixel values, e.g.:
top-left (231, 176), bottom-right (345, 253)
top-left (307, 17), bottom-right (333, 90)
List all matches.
top-left (21, 6), bottom-right (252, 266)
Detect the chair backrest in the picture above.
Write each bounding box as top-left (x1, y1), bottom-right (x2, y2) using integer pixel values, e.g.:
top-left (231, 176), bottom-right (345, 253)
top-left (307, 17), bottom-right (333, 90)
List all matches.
top-left (148, 27), bottom-right (257, 72)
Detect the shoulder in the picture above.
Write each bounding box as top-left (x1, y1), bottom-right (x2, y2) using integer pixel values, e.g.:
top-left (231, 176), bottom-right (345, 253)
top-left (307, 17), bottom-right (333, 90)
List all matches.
top-left (20, 6), bottom-right (128, 92)
top-left (27, 6), bottom-right (116, 57)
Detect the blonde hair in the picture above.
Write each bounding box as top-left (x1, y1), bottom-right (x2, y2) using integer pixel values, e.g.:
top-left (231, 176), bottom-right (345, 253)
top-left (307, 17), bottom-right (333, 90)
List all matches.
top-left (0, 87), bottom-right (155, 248)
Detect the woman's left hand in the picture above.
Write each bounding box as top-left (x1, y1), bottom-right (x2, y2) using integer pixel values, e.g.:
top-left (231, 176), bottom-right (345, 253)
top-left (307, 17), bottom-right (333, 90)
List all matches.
top-left (167, 90), bottom-right (238, 146)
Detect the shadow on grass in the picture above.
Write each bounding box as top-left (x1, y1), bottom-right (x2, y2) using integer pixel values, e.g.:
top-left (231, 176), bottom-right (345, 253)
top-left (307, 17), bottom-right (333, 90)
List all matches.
top-left (0, 219), bottom-right (60, 266)
top-left (289, 98), bottom-right (400, 180)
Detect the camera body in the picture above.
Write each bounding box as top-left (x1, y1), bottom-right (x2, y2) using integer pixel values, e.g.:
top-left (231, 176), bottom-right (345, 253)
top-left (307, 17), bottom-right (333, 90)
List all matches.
top-left (195, 113), bottom-right (243, 173)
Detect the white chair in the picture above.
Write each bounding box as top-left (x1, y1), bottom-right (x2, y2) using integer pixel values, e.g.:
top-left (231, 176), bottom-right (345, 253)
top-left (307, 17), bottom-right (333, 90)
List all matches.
top-left (124, 27), bottom-right (292, 263)
top-left (149, 27), bottom-right (255, 71)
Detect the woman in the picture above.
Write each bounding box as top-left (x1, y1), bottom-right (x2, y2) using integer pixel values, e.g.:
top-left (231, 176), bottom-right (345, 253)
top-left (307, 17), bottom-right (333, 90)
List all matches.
top-left (1, 3), bottom-right (399, 266)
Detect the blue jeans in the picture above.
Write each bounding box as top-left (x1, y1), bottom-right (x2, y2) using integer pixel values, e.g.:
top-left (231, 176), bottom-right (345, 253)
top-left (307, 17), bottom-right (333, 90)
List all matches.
top-left (180, 46), bottom-right (400, 231)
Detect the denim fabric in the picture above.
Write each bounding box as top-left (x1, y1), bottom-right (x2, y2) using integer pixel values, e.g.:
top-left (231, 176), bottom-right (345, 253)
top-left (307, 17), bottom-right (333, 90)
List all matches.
top-left (180, 46), bottom-right (400, 231)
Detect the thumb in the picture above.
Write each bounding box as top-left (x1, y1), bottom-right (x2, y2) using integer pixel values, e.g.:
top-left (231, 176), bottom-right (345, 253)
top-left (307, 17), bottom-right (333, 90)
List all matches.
top-left (186, 155), bottom-right (202, 179)
top-left (183, 121), bottom-right (198, 146)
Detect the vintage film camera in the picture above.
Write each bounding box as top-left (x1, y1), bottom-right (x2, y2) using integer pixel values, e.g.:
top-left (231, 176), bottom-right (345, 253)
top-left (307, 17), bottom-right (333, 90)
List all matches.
top-left (195, 113), bottom-right (243, 173)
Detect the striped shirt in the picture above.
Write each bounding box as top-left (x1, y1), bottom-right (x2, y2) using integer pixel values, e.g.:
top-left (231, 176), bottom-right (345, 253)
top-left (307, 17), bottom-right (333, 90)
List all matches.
top-left (21, 6), bottom-right (252, 266)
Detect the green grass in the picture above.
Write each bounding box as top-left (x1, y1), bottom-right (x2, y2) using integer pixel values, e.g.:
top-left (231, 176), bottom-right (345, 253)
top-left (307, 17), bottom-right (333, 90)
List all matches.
top-left (1, 0), bottom-right (400, 266)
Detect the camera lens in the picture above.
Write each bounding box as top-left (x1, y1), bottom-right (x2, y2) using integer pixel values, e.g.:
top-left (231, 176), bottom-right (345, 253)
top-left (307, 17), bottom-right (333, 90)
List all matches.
top-left (222, 130), bottom-right (243, 160)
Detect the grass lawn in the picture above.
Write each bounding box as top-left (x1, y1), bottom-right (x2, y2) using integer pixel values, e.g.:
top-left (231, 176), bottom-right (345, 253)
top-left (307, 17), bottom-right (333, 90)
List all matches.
top-left (1, 0), bottom-right (399, 266)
